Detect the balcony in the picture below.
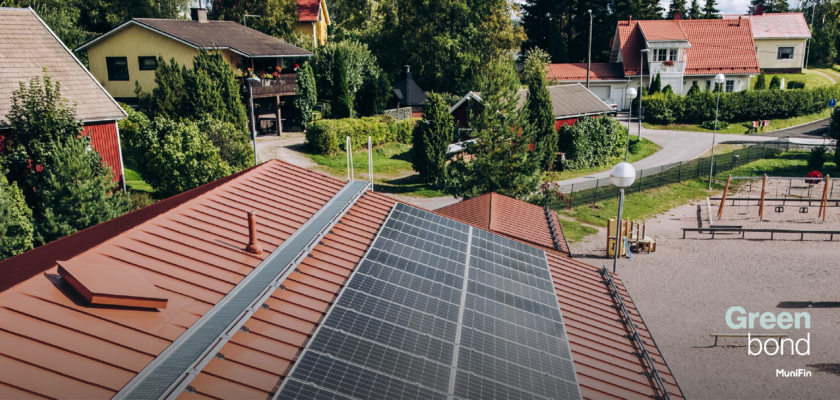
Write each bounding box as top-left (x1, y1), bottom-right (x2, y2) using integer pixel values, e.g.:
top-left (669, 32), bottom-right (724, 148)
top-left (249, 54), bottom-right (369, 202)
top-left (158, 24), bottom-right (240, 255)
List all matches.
top-left (243, 73), bottom-right (297, 98)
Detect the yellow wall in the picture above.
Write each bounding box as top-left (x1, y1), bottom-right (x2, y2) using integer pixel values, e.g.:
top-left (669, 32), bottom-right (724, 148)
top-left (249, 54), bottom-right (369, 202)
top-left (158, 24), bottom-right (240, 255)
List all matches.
top-left (86, 23), bottom-right (242, 99)
top-left (754, 38), bottom-right (808, 71)
top-left (295, 0), bottom-right (329, 47)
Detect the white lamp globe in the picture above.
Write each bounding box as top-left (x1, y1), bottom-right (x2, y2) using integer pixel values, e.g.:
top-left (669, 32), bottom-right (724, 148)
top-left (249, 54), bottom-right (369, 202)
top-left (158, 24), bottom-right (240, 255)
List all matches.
top-left (610, 162), bottom-right (637, 188)
top-left (626, 87), bottom-right (638, 100)
top-left (715, 73), bottom-right (726, 84)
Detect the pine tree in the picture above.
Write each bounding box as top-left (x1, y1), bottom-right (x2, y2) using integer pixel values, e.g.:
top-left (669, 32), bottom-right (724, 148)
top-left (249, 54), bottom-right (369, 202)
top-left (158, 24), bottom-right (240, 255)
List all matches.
top-left (357, 70), bottom-right (392, 117)
top-left (668, 0), bottom-right (688, 19)
top-left (750, 0), bottom-right (768, 12)
top-left (290, 62), bottom-right (317, 129)
top-left (35, 137), bottom-right (130, 245)
top-left (649, 72), bottom-right (663, 93)
top-left (769, 75), bottom-right (781, 90)
top-left (755, 71), bottom-right (767, 90)
top-left (688, 0), bottom-right (702, 19)
top-left (687, 82), bottom-right (701, 95)
top-left (703, 0), bottom-right (720, 18)
top-left (0, 174), bottom-right (34, 260)
top-left (523, 48), bottom-right (557, 170)
top-left (143, 56), bottom-right (186, 120)
top-left (333, 49), bottom-right (354, 118)
top-left (443, 57), bottom-right (541, 200)
top-left (411, 93), bottom-right (455, 184)
top-left (521, 0), bottom-right (567, 62)
top-left (662, 84), bottom-right (674, 95)
top-left (184, 49), bottom-right (248, 132)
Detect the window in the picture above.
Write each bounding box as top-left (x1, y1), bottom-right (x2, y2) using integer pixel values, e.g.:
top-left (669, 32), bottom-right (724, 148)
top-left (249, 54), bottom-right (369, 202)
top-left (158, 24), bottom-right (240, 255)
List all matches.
top-left (725, 80), bottom-right (735, 92)
top-left (106, 57), bottom-right (129, 81)
top-left (777, 47), bottom-right (795, 60)
top-left (706, 80), bottom-right (712, 90)
top-left (669, 49), bottom-right (678, 61)
top-left (138, 56), bottom-right (157, 71)
top-left (656, 49), bottom-right (667, 61)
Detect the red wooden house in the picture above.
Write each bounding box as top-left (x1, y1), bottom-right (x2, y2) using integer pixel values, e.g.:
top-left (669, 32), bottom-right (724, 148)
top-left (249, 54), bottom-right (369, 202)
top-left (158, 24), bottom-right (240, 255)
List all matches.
top-left (0, 7), bottom-right (127, 187)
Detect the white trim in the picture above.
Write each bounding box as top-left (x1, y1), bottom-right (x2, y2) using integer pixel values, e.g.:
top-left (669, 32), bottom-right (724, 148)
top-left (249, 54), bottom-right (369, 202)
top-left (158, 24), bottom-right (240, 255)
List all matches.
top-left (775, 46), bottom-right (796, 61)
top-left (312, 22), bottom-right (317, 48)
top-left (114, 121), bottom-right (127, 192)
top-left (448, 91), bottom-right (483, 114)
top-left (31, 7), bottom-right (126, 120)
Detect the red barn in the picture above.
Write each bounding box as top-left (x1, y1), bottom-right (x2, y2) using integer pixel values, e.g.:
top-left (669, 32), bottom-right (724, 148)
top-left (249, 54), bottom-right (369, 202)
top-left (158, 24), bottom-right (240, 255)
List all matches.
top-left (0, 7), bottom-right (127, 187)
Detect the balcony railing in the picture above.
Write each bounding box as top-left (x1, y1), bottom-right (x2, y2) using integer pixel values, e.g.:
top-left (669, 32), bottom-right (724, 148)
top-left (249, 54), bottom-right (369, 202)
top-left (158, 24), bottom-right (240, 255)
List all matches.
top-left (244, 73), bottom-right (297, 97)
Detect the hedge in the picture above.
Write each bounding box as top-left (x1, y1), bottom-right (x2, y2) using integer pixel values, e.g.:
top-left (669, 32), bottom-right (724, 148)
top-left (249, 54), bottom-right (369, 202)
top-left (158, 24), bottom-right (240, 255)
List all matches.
top-left (557, 116), bottom-right (626, 170)
top-left (305, 116), bottom-right (416, 154)
top-left (644, 84), bottom-right (840, 125)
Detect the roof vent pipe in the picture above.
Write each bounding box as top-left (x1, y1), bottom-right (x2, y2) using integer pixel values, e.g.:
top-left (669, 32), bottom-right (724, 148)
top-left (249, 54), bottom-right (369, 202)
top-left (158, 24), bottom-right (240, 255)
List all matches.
top-left (245, 211), bottom-right (263, 254)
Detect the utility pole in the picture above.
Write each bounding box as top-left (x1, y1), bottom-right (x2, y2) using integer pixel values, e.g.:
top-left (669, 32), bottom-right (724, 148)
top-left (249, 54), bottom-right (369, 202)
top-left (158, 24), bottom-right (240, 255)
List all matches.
top-left (638, 49), bottom-right (650, 140)
top-left (586, 9), bottom-right (592, 89)
top-left (805, 2), bottom-right (817, 69)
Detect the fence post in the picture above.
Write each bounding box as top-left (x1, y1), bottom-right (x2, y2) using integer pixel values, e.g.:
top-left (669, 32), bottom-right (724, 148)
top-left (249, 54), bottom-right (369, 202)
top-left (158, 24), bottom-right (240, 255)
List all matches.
top-left (593, 180), bottom-right (599, 206)
top-left (678, 161), bottom-right (682, 182)
top-left (659, 165), bottom-right (664, 187)
top-left (638, 170), bottom-right (643, 192)
top-left (697, 158), bottom-right (702, 179)
top-left (569, 184), bottom-right (575, 208)
top-left (762, 143), bottom-right (766, 159)
top-left (731, 151), bottom-right (736, 170)
top-left (747, 145), bottom-right (752, 164)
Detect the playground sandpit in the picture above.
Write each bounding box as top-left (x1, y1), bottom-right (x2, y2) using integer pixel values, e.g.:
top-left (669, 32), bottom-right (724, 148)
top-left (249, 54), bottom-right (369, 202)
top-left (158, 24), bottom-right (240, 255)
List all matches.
top-left (570, 201), bottom-right (840, 400)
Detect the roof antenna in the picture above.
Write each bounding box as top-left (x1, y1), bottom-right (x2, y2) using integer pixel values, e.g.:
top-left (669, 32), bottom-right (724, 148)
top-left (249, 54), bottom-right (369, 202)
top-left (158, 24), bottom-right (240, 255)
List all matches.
top-left (245, 211), bottom-right (263, 255)
top-left (368, 136), bottom-right (373, 191)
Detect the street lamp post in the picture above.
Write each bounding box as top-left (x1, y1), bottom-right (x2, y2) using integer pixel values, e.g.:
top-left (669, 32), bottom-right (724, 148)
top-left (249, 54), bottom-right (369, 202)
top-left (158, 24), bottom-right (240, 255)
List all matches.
top-left (708, 73), bottom-right (726, 189)
top-left (624, 88), bottom-right (638, 162)
top-left (638, 49), bottom-right (650, 140)
top-left (247, 76), bottom-right (261, 166)
top-left (610, 162), bottom-right (636, 274)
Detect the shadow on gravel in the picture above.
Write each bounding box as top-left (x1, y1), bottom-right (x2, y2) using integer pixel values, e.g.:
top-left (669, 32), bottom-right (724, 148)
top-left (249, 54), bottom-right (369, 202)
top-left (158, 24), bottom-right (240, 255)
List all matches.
top-left (777, 301), bottom-right (840, 308)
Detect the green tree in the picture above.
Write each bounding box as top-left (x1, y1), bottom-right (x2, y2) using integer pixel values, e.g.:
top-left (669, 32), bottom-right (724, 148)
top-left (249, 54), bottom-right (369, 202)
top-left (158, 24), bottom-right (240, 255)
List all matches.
top-left (523, 48), bottom-right (556, 170)
top-left (194, 116), bottom-right (254, 172)
top-left (35, 3), bottom-right (94, 67)
top-left (0, 174), bottom-right (34, 260)
top-left (411, 93), bottom-right (455, 184)
top-left (142, 118), bottom-right (232, 198)
top-left (333, 49), bottom-right (354, 118)
top-left (117, 104), bottom-right (153, 168)
top-left (769, 75), bottom-right (781, 90)
top-left (688, 0), bottom-right (702, 19)
top-left (687, 82), bottom-right (701, 96)
top-left (183, 50), bottom-right (248, 132)
top-left (755, 71), bottom-right (767, 90)
top-left (290, 62), bottom-right (317, 129)
top-left (2, 73), bottom-right (82, 208)
top-left (312, 39), bottom-right (379, 102)
top-left (138, 56), bottom-right (186, 120)
top-left (662, 84), bottom-right (674, 95)
top-left (210, 0), bottom-right (299, 42)
top-left (668, 0), bottom-right (688, 19)
top-left (35, 137), bottom-right (130, 245)
top-left (357, 70), bottom-right (391, 117)
top-left (557, 116), bottom-right (626, 170)
top-left (751, 0), bottom-right (788, 13)
top-left (649, 72), bottom-right (662, 94)
top-left (703, 0), bottom-right (720, 18)
top-left (443, 57), bottom-right (540, 199)
top-left (521, 0), bottom-right (566, 62)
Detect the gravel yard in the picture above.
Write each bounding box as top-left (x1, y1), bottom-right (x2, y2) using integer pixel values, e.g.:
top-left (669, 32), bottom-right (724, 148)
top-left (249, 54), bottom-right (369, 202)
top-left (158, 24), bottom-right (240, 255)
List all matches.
top-left (571, 201), bottom-right (840, 400)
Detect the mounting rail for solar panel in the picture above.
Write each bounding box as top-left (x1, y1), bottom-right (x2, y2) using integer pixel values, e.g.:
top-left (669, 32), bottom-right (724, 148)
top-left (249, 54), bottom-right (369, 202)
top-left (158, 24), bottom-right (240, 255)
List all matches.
top-left (599, 266), bottom-right (672, 400)
top-left (113, 180), bottom-right (371, 400)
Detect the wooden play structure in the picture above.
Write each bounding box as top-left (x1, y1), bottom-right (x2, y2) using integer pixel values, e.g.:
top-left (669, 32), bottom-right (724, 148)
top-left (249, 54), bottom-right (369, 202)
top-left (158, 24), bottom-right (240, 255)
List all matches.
top-left (716, 174), bottom-right (837, 222)
top-left (607, 218), bottom-right (656, 257)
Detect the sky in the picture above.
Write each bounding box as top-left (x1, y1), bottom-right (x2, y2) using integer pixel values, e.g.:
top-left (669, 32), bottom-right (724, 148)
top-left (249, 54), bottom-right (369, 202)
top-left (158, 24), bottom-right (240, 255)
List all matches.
top-left (658, 0), bottom-right (805, 15)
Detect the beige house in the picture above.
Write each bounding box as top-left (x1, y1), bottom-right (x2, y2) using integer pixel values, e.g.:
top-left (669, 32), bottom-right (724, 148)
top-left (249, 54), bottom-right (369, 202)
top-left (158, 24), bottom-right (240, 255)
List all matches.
top-left (295, 0), bottom-right (331, 47)
top-left (724, 9), bottom-right (812, 73)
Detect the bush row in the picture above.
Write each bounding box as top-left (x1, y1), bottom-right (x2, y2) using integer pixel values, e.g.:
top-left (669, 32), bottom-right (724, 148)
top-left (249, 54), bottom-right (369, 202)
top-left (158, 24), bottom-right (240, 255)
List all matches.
top-left (557, 116), bottom-right (626, 170)
top-left (643, 84), bottom-right (840, 125)
top-left (305, 116), bottom-right (416, 154)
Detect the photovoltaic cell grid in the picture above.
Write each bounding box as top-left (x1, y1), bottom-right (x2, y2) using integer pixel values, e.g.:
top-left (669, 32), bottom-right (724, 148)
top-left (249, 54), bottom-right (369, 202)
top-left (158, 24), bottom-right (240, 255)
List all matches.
top-left (275, 202), bottom-right (581, 400)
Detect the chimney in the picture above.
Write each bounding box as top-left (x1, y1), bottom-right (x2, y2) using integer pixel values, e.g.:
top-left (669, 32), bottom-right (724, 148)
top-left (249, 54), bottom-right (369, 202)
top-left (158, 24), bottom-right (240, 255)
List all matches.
top-left (402, 65), bottom-right (412, 81)
top-left (245, 211), bottom-right (263, 255)
top-left (755, 5), bottom-right (764, 15)
top-left (629, 15), bottom-right (632, 24)
top-left (190, 8), bottom-right (208, 23)
top-left (673, 11), bottom-right (681, 20)
top-left (738, 16), bottom-right (742, 26)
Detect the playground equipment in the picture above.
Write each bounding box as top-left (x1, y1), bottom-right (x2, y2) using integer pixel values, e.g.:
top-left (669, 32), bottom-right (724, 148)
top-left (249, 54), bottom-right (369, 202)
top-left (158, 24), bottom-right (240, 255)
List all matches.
top-left (716, 174), bottom-right (838, 222)
top-left (607, 218), bottom-right (656, 257)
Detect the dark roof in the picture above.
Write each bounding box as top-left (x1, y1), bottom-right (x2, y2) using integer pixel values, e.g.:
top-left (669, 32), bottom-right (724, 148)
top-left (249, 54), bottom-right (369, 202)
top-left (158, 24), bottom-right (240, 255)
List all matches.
top-left (392, 78), bottom-right (426, 106)
top-left (0, 7), bottom-right (125, 125)
top-left (547, 84), bottom-right (615, 117)
top-left (77, 19), bottom-right (312, 58)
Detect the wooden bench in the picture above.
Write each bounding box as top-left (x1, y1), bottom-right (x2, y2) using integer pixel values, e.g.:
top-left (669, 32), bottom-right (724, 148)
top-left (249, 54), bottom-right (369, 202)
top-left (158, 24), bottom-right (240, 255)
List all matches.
top-left (710, 333), bottom-right (788, 347)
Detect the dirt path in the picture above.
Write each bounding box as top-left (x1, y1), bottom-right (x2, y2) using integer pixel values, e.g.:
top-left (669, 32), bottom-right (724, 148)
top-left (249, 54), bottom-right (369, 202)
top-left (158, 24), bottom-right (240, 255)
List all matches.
top-left (809, 68), bottom-right (838, 84)
top-left (255, 134), bottom-right (317, 170)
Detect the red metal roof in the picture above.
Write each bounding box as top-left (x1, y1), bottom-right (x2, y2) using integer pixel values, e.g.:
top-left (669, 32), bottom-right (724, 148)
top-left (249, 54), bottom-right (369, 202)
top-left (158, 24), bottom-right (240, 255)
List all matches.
top-left (723, 13), bottom-right (811, 39)
top-left (0, 160), bottom-right (682, 399)
top-left (546, 63), bottom-right (627, 82)
top-left (297, 0), bottom-right (320, 22)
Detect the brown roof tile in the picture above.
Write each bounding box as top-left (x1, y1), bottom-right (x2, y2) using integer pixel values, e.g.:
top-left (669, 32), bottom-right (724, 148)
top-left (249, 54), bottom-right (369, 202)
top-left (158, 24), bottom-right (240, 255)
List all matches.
top-left (0, 8), bottom-right (125, 125)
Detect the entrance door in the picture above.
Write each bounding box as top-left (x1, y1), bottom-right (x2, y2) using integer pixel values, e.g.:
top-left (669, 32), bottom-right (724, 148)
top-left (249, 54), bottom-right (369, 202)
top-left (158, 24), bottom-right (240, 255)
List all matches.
top-left (611, 87), bottom-right (625, 110)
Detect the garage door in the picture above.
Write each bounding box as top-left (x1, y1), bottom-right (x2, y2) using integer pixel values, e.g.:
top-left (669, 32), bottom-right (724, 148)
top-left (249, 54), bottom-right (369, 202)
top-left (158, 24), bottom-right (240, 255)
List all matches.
top-left (589, 86), bottom-right (611, 100)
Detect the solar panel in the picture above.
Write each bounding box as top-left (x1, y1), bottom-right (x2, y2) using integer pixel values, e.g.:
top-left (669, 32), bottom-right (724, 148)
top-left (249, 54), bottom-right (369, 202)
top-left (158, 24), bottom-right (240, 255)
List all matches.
top-left (275, 202), bottom-right (581, 400)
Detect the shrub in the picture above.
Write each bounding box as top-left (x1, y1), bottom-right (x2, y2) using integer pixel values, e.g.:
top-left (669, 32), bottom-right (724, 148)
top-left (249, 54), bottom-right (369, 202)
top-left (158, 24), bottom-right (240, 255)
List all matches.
top-left (305, 116), bottom-right (416, 154)
top-left (118, 104), bottom-right (153, 168)
top-left (194, 116), bottom-right (254, 172)
top-left (699, 120), bottom-right (729, 130)
top-left (769, 76), bottom-right (781, 90)
top-left (411, 93), bottom-right (454, 183)
top-left (662, 84), bottom-right (674, 95)
top-left (642, 93), bottom-right (677, 124)
top-left (808, 146), bottom-right (828, 170)
top-left (687, 82), bottom-right (701, 96)
top-left (755, 71), bottom-right (767, 90)
top-left (129, 192), bottom-right (157, 211)
top-left (356, 70), bottom-right (391, 117)
top-left (649, 72), bottom-right (662, 93)
top-left (557, 116), bottom-right (626, 170)
top-left (0, 174), bottom-right (34, 260)
top-left (786, 81), bottom-right (806, 90)
top-left (290, 62), bottom-right (317, 129)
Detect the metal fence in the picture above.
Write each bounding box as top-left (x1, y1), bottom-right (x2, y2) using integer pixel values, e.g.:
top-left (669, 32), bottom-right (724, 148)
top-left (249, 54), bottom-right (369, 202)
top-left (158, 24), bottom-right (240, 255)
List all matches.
top-left (383, 107), bottom-right (413, 121)
top-left (551, 141), bottom-right (825, 210)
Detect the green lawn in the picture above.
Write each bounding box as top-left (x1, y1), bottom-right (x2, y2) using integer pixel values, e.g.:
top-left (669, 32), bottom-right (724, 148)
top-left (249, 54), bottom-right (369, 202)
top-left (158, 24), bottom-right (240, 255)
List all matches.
top-left (556, 217), bottom-right (599, 243)
top-left (306, 143), bottom-right (447, 198)
top-left (644, 109), bottom-right (831, 135)
top-left (124, 166), bottom-right (154, 193)
top-left (809, 66), bottom-right (840, 82)
top-left (547, 138), bottom-right (661, 181)
top-left (752, 70), bottom-right (834, 89)
top-left (727, 150), bottom-right (840, 178)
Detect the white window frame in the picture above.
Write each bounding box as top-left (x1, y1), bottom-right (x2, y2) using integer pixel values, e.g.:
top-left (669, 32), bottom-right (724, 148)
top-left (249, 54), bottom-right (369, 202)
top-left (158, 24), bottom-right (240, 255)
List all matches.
top-left (669, 49), bottom-right (678, 62)
top-left (776, 46), bottom-right (795, 61)
top-left (725, 80), bottom-right (735, 92)
top-left (655, 49), bottom-right (667, 62)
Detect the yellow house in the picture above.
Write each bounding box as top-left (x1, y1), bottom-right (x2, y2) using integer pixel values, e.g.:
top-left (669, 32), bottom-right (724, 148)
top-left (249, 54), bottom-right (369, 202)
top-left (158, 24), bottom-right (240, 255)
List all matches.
top-left (295, 0), bottom-right (331, 48)
top-left (724, 11), bottom-right (811, 73)
top-left (76, 8), bottom-right (312, 134)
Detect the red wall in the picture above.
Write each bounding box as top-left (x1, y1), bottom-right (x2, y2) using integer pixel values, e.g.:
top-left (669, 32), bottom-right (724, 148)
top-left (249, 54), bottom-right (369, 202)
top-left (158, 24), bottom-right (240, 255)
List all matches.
top-left (555, 117), bottom-right (579, 131)
top-left (82, 121), bottom-right (123, 184)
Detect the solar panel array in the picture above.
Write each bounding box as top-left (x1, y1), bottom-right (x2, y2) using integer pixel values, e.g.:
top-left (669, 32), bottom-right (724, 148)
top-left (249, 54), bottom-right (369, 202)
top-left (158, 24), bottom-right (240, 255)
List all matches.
top-left (275, 202), bottom-right (581, 400)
